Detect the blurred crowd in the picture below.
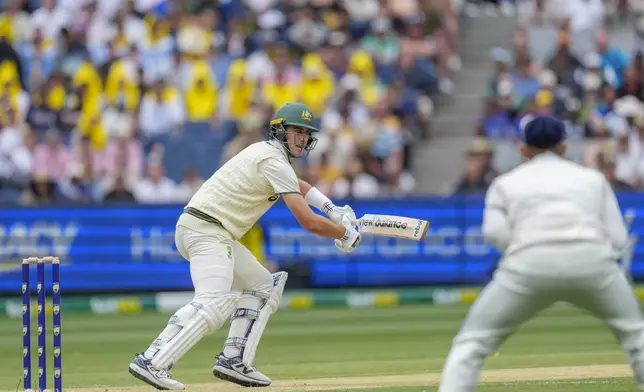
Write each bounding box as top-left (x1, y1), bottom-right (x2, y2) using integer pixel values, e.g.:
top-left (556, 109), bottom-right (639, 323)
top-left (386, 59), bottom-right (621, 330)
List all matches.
top-left (455, 0), bottom-right (644, 194)
top-left (0, 0), bottom-right (462, 205)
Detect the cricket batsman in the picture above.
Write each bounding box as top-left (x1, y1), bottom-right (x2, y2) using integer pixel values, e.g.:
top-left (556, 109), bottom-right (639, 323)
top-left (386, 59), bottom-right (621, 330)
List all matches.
top-left (128, 102), bottom-right (362, 390)
top-left (438, 115), bottom-right (644, 391)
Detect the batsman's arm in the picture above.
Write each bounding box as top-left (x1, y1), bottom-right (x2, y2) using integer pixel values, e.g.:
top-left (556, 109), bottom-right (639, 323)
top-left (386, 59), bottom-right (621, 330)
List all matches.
top-left (257, 159), bottom-right (347, 239)
top-left (482, 179), bottom-right (511, 251)
top-left (282, 193), bottom-right (348, 239)
top-left (299, 179), bottom-right (335, 215)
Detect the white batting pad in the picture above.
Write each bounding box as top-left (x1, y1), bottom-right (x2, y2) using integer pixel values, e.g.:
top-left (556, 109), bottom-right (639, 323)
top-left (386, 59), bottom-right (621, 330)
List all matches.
top-left (241, 272), bottom-right (288, 367)
top-left (151, 294), bottom-right (238, 369)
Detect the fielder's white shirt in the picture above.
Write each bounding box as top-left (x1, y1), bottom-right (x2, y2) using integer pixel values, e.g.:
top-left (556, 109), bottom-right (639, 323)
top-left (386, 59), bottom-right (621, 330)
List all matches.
top-left (482, 152), bottom-right (628, 257)
top-left (185, 140), bottom-right (300, 239)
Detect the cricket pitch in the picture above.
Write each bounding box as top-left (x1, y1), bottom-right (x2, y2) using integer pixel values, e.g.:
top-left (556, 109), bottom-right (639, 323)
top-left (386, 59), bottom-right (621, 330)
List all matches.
top-left (14, 364), bottom-right (631, 392)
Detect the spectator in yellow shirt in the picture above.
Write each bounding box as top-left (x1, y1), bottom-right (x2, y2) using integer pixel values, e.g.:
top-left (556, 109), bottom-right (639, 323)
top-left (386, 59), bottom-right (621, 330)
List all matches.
top-left (72, 60), bottom-right (103, 116)
top-left (347, 50), bottom-right (383, 108)
top-left (105, 47), bottom-right (141, 112)
top-left (184, 60), bottom-right (218, 122)
top-left (219, 59), bottom-right (255, 122)
top-left (300, 53), bottom-right (335, 116)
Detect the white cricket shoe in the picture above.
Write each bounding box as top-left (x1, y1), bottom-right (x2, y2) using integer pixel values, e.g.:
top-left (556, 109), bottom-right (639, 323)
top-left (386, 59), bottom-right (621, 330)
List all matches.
top-left (212, 353), bottom-right (271, 387)
top-left (129, 353), bottom-right (185, 390)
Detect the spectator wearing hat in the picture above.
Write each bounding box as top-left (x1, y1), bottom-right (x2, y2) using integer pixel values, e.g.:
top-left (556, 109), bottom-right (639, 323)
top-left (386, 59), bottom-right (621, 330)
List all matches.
top-left (598, 149), bottom-right (635, 192)
top-left (453, 138), bottom-right (497, 194)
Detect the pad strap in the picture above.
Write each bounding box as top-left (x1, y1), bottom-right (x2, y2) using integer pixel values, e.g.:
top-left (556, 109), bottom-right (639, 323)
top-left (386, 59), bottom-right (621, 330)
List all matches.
top-left (232, 308), bottom-right (260, 320)
top-left (224, 337), bottom-right (247, 348)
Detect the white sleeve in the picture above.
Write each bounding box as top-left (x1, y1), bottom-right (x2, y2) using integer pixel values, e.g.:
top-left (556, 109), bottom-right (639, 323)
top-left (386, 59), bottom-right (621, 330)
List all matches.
top-left (601, 178), bottom-right (629, 252)
top-left (482, 179), bottom-right (512, 251)
top-left (258, 158), bottom-right (301, 195)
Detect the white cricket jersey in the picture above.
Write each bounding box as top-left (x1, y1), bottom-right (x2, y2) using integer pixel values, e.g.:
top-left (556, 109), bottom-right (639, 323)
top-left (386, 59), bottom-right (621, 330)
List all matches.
top-left (185, 140), bottom-right (300, 239)
top-left (482, 152), bottom-right (628, 258)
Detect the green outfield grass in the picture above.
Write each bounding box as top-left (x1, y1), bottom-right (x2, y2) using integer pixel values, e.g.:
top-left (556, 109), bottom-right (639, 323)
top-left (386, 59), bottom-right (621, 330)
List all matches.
top-left (0, 303), bottom-right (638, 391)
top-left (322, 380), bottom-right (639, 392)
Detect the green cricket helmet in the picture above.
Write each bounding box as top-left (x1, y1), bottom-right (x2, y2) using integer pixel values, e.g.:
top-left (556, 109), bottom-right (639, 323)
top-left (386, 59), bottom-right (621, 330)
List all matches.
top-left (269, 102), bottom-right (319, 157)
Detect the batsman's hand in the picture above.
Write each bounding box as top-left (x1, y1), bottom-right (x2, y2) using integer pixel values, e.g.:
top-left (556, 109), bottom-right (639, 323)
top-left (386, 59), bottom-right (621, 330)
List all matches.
top-left (334, 216), bottom-right (361, 254)
top-left (328, 205), bottom-right (358, 226)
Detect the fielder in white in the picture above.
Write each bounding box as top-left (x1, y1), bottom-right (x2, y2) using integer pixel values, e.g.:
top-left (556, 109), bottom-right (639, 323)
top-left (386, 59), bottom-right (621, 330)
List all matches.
top-left (128, 102), bottom-right (362, 390)
top-left (438, 115), bottom-right (644, 391)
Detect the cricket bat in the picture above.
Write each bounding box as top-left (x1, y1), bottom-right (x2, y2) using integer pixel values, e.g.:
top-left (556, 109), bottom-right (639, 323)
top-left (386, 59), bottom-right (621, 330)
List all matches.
top-left (355, 214), bottom-right (429, 241)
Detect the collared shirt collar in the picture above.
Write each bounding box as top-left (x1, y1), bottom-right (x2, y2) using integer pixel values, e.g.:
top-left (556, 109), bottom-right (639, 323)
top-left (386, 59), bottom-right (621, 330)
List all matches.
top-left (267, 139), bottom-right (291, 161)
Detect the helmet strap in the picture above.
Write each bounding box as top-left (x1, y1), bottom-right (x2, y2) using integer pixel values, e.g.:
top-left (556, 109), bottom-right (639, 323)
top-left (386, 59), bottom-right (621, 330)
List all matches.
top-left (269, 121), bottom-right (315, 159)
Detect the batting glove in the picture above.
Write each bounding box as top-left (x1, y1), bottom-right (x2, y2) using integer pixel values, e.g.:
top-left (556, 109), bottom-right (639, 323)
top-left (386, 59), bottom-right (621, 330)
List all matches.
top-left (334, 216), bottom-right (361, 254)
top-left (328, 205), bottom-right (358, 226)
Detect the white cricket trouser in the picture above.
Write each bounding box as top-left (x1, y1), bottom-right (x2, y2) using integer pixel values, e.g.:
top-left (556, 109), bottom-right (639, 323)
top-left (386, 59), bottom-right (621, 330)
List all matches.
top-left (173, 213), bottom-right (273, 300)
top-left (439, 242), bottom-right (644, 392)
top-left (143, 214), bottom-right (273, 367)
